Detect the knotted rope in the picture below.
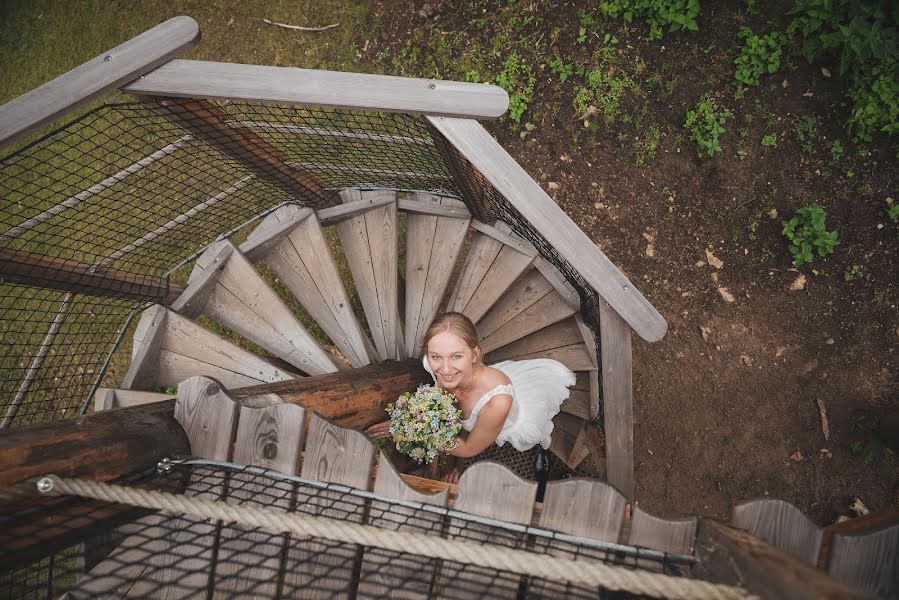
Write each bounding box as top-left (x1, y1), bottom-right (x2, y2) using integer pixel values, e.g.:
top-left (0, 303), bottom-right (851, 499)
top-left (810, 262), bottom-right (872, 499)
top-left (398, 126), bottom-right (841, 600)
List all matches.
top-left (38, 475), bottom-right (752, 600)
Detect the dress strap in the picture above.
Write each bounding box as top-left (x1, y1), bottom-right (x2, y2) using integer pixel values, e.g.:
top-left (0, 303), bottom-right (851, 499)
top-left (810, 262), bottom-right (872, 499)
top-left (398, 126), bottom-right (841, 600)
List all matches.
top-left (468, 384), bottom-right (514, 424)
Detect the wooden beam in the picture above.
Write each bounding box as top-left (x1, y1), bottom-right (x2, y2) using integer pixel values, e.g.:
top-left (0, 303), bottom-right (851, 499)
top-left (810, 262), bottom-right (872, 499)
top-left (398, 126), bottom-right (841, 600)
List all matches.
top-left (0, 248), bottom-right (185, 304)
top-left (427, 117), bottom-right (667, 343)
top-left (599, 298), bottom-right (634, 502)
top-left (124, 60), bottom-right (509, 119)
top-left (0, 16), bottom-right (200, 150)
top-left (817, 506), bottom-right (899, 568)
top-left (143, 97), bottom-right (335, 204)
top-left (693, 519), bottom-right (866, 599)
top-left (0, 400), bottom-right (188, 489)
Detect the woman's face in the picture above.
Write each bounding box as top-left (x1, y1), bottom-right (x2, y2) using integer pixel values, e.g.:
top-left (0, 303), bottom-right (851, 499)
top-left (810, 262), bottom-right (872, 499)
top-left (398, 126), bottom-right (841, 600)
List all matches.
top-left (426, 330), bottom-right (479, 391)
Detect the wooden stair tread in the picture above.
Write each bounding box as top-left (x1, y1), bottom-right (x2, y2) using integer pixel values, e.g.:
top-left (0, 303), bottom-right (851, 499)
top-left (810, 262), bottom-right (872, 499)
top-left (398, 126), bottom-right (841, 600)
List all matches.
top-left (122, 305), bottom-right (295, 391)
top-left (241, 204), bottom-right (374, 368)
top-left (485, 316), bottom-right (597, 372)
top-left (335, 189), bottom-right (400, 361)
top-left (732, 498), bottom-right (823, 566)
top-left (404, 192), bottom-right (470, 358)
top-left (827, 523), bottom-right (899, 599)
top-left (179, 240), bottom-right (339, 376)
top-left (547, 411), bottom-right (591, 470)
top-left (447, 221), bottom-right (536, 324)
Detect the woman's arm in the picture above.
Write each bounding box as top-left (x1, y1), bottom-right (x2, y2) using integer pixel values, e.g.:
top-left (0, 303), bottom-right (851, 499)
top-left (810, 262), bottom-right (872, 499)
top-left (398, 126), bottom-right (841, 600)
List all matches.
top-left (449, 394), bottom-right (512, 458)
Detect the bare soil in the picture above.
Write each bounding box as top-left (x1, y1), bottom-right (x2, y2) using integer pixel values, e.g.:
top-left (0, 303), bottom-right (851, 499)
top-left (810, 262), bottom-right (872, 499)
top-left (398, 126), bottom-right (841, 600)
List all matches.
top-left (367, 0), bottom-right (899, 522)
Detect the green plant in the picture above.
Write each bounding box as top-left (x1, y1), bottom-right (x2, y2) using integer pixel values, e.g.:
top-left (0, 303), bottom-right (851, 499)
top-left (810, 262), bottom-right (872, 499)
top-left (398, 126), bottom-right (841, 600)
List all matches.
top-left (886, 197), bottom-right (899, 222)
top-left (684, 93), bottom-right (732, 157)
top-left (463, 70), bottom-right (482, 83)
top-left (635, 125), bottom-right (661, 165)
top-left (788, 0), bottom-right (898, 141)
top-left (781, 203), bottom-right (839, 267)
top-left (761, 132), bottom-right (778, 148)
top-left (844, 265), bottom-right (864, 281)
top-left (850, 438), bottom-right (882, 465)
top-left (519, 122), bottom-right (536, 139)
top-left (599, 0), bottom-right (700, 35)
top-left (494, 53), bottom-right (536, 124)
top-left (733, 28), bottom-right (786, 96)
top-left (548, 58), bottom-right (574, 83)
top-left (793, 115), bottom-right (819, 155)
top-left (577, 11), bottom-right (595, 44)
top-left (828, 140), bottom-right (844, 161)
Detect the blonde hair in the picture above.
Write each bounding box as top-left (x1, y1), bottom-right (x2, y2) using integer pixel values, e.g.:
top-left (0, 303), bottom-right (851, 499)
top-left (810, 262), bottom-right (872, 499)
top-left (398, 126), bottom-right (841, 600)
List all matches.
top-left (422, 312), bottom-right (481, 360)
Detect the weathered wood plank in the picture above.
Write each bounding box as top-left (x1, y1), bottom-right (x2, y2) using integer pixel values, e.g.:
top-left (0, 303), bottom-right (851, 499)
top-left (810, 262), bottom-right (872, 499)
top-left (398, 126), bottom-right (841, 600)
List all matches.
top-left (358, 453), bottom-right (449, 599)
top-left (121, 304), bottom-right (167, 390)
top-left (287, 413), bottom-right (376, 599)
top-left (599, 298), bottom-right (634, 502)
top-left (693, 519), bottom-right (865, 600)
top-left (318, 195), bottom-right (396, 226)
top-left (169, 244), bottom-right (233, 318)
top-left (485, 317), bottom-right (596, 371)
top-left (213, 404), bottom-right (304, 599)
top-left (827, 523), bottom-right (899, 599)
top-left (397, 197), bottom-right (472, 219)
top-left (427, 117), bottom-right (666, 342)
top-left (243, 204), bottom-right (373, 367)
top-left (629, 508), bottom-right (698, 555)
top-left (125, 60), bottom-right (510, 119)
top-left (448, 228), bottom-right (505, 315)
top-left (404, 193), bottom-right (470, 357)
top-left (732, 499), bottom-right (823, 566)
top-left (173, 376), bottom-right (239, 461)
top-left (817, 506), bottom-right (899, 568)
top-left (0, 16), bottom-right (200, 150)
top-left (547, 412), bottom-right (590, 470)
top-left (0, 249), bottom-right (186, 304)
top-left (336, 190), bottom-right (399, 361)
top-left (541, 478), bottom-right (626, 542)
top-left (92, 388), bottom-right (175, 412)
top-left (191, 241), bottom-right (339, 374)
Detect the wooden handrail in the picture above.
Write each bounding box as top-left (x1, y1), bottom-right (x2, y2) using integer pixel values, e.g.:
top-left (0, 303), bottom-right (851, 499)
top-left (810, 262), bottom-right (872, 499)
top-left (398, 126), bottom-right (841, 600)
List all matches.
top-left (0, 248), bottom-right (185, 304)
top-left (426, 116), bottom-right (668, 343)
top-left (0, 16), bottom-right (200, 151)
top-left (123, 59), bottom-right (509, 119)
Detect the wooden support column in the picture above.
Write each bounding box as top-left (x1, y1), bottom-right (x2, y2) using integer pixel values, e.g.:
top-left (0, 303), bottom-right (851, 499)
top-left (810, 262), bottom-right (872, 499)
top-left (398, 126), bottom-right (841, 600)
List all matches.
top-left (142, 97), bottom-right (337, 204)
top-left (694, 519), bottom-right (866, 599)
top-left (0, 248), bottom-right (185, 304)
top-left (599, 298), bottom-right (634, 502)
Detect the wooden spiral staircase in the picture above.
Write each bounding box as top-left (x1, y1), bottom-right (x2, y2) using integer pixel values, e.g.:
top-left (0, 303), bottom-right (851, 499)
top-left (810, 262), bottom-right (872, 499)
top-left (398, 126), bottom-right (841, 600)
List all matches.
top-left (118, 189), bottom-right (600, 470)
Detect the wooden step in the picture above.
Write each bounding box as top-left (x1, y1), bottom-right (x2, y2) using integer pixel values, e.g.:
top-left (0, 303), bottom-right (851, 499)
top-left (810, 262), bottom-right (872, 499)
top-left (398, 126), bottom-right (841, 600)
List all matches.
top-left (561, 370), bottom-right (600, 420)
top-left (446, 220), bottom-right (537, 324)
top-left (333, 189), bottom-right (401, 361)
top-left (92, 387), bottom-right (175, 411)
top-left (548, 411), bottom-right (591, 470)
top-left (403, 192), bottom-right (471, 358)
top-left (121, 305), bottom-right (296, 391)
top-left (732, 499), bottom-right (823, 565)
top-left (240, 203), bottom-right (375, 368)
top-left (173, 239), bottom-right (340, 376)
top-left (477, 266), bottom-right (579, 355)
top-left (484, 315), bottom-right (597, 372)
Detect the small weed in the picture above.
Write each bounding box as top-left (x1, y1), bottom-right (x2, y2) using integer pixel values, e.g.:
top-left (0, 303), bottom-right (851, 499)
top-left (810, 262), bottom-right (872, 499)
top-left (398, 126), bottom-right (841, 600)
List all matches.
top-left (781, 203), bottom-right (839, 267)
top-left (733, 28), bottom-right (786, 97)
top-left (573, 62), bottom-right (635, 125)
top-left (548, 58), bottom-right (574, 83)
top-left (737, 149), bottom-right (749, 160)
top-left (793, 115), bottom-right (819, 155)
top-left (761, 132), bottom-right (778, 148)
top-left (151, 386), bottom-right (178, 395)
top-left (599, 0), bottom-right (700, 35)
top-left (494, 53), bottom-right (536, 124)
top-left (684, 93), bottom-right (732, 157)
top-left (577, 11), bottom-right (595, 44)
top-left (519, 122), bottom-right (537, 139)
top-left (844, 265), bottom-right (864, 281)
top-left (873, 289), bottom-right (887, 303)
top-left (886, 198), bottom-right (899, 223)
top-left (463, 70), bottom-right (482, 83)
top-left (850, 438), bottom-right (882, 465)
top-left (635, 125), bottom-right (661, 165)
top-left (828, 139), bottom-right (844, 161)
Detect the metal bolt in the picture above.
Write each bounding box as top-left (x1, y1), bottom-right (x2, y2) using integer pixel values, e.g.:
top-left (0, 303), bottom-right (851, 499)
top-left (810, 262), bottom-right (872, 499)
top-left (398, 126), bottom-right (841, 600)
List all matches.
top-left (36, 477), bottom-right (54, 493)
top-left (157, 458), bottom-right (172, 473)
top-left (104, 55), bottom-right (112, 62)
top-left (428, 83), bottom-right (436, 90)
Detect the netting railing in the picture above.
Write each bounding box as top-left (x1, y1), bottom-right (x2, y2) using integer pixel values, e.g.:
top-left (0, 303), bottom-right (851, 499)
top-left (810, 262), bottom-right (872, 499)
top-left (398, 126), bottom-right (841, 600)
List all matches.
top-left (1, 460), bottom-right (704, 600)
top-left (1, 97), bottom-right (603, 430)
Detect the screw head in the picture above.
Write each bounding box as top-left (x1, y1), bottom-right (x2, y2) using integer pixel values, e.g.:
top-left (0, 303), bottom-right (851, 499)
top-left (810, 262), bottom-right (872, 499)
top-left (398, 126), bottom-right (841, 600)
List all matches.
top-left (428, 83), bottom-right (436, 90)
top-left (36, 477), bottom-right (54, 493)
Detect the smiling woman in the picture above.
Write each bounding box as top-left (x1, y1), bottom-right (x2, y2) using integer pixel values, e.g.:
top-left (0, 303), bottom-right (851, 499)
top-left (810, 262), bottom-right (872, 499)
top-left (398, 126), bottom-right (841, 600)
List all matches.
top-left (367, 312), bottom-right (576, 482)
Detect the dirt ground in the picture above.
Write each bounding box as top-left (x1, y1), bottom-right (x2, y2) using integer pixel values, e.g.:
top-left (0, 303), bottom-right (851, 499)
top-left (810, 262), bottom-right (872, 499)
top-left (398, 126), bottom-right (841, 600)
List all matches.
top-left (365, 0), bottom-right (898, 522)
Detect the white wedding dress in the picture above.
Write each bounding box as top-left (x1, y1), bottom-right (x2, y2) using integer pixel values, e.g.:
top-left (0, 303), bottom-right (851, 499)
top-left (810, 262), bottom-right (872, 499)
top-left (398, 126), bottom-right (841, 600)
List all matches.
top-left (422, 356), bottom-right (576, 451)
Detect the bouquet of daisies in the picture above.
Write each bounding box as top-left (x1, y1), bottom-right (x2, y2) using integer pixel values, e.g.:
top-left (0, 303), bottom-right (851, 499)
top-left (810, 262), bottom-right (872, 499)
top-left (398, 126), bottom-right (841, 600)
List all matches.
top-left (386, 384), bottom-right (463, 464)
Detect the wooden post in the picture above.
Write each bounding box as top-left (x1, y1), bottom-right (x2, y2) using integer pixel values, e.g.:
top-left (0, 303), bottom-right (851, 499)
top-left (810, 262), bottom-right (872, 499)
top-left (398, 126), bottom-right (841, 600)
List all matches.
top-left (599, 298), bottom-right (634, 502)
top-left (693, 519), bottom-right (866, 599)
top-left (0, 248), bottom-right (185, 304)
top-left (141, 97), bottom-right (337, 205)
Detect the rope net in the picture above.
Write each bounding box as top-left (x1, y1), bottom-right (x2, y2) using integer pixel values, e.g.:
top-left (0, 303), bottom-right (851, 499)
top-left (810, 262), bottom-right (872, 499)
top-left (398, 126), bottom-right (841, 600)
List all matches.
top-left (0, 461), bottom-right (727, 600)
top-left (0, 98), bottom-right (601, 430)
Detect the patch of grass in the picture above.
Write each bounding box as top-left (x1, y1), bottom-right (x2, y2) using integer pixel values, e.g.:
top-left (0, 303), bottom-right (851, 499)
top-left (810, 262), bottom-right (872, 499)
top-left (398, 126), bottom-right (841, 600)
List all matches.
top-left (887, 198), bottom-right (899, 223)
top-left (634, 125), bottom-right (661, 165)
top-left (793, 115), bottom-right (819, 155)
top-left (494, 52), bottom-right (537, 125)
top-left (548, 58), bottom-right (574, 83)
top-left (599, 0), bottom-right (700, 39)
top-left (844, 265), bottom-right (864, 281)
top-left (761, 132), bottom-right (778, 149)
top-left (684, 93), bottom-right (731, 157)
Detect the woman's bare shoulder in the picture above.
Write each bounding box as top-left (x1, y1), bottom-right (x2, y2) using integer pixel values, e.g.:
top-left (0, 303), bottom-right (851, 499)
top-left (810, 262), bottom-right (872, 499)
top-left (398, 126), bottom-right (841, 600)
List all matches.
top-left (482, 365), bottom-right (511, 388)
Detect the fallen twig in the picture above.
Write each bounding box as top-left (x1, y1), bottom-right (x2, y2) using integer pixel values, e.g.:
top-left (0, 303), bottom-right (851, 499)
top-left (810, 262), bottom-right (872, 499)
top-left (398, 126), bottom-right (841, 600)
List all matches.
top-left (816, 397), bottom-right (830, 441)
top-left (263, 18), bottom-right (340, 32)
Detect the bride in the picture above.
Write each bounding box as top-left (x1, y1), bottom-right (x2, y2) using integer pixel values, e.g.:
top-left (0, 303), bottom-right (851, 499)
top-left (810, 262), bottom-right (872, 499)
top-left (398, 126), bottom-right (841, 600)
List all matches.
top-left (367, 312), bottom-right (575, 483)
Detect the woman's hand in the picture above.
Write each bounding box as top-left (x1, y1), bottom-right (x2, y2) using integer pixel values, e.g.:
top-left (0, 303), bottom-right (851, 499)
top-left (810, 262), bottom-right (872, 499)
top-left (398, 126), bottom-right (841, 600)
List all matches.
top-left (441, 467), bottom-right (461, 484)
top-left (366, 420), bottom-right (391, 439)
